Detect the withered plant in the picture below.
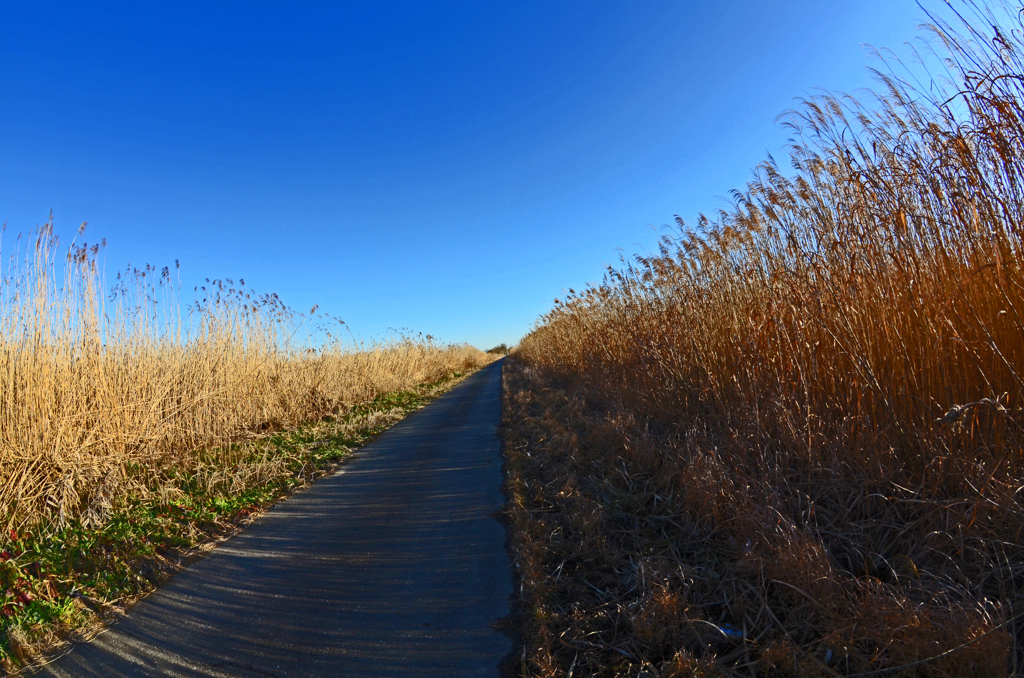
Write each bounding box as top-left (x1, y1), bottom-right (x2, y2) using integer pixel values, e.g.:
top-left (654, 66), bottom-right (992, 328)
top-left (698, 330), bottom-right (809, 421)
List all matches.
top-left (509, 2), bottom-right (1024, 676)
top-left (0, 220), bottom-right (491, 530)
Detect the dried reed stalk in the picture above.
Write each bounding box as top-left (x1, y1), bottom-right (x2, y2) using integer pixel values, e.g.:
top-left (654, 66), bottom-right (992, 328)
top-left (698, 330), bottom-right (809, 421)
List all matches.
top-left (511, 2), bottom-right (1024, 675)
top-left (0, 222), bottom-right (491, 530)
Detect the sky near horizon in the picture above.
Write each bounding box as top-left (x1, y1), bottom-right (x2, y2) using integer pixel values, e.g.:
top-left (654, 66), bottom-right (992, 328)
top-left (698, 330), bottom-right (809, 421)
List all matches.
top-left (1, 1), bottom-right (932, 349)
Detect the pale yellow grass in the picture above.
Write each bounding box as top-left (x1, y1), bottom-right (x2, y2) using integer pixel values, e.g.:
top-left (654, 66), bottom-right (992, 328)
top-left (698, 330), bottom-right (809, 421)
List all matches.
top-left (0, 223), bottom-right (492, 530)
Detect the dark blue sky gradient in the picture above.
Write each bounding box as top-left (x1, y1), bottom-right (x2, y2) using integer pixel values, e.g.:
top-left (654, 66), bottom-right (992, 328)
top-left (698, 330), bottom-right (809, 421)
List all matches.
top-left (1, 2), bottom-right (931, 347)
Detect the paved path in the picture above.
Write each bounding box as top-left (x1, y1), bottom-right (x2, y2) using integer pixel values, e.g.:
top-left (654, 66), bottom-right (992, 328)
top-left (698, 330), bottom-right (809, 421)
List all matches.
top-left (38, 360), bottom-right (511, 677)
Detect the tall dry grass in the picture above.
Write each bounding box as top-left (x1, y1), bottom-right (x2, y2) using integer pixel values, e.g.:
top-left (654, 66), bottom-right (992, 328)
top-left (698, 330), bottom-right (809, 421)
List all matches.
top-left (512, 2), bottom-right (1024, 675)
top-left (0, 221), bottom-right (491, 531)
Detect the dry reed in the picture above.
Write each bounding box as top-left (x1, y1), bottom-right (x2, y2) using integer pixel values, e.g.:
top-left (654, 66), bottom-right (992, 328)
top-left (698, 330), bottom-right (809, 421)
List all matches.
top-left (0, 221), bottom-right (492, 531)
top-left (509, 2), bottom-right (1024, 675)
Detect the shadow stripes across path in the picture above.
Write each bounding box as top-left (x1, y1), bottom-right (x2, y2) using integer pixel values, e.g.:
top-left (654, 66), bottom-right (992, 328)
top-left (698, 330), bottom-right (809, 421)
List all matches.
top-left (39, 360), bottom-right (512, 677)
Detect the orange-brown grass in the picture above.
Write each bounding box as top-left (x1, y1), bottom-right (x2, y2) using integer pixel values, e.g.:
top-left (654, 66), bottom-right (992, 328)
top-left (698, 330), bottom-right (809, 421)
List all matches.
top-left (508, 3), bottom-right (1024, 676)
top-left (0, 222), bottom-right (493, 531)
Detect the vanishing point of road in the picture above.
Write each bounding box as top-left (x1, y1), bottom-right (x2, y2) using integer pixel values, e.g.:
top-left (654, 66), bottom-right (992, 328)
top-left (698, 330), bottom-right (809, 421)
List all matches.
top-left (39, 360), bottom-right (512, 677)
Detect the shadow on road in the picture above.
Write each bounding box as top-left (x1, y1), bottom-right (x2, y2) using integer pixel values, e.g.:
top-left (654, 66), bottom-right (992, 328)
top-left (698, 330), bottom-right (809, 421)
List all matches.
top-left (40, 361), bottom-right (511, 678)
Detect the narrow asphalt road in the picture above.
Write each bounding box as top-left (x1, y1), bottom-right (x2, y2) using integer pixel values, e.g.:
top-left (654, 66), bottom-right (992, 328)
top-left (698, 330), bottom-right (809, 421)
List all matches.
top-left (38, 360), bottom-right (511, 677)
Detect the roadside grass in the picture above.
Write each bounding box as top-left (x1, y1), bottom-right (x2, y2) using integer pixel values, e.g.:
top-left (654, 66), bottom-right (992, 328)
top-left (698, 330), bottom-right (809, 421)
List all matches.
top-left (0, 214), bottom-right (497, 672)
top-left (508, 3), bottom-right (1024, 677)
top-left (0, 368), bottom-right (478, 673)
top-left (0, 222), bottom-right (493, 534)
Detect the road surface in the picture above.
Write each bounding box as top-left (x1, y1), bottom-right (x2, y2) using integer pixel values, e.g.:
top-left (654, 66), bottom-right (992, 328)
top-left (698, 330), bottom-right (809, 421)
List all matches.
top-left (38, 360), bottom-right (511, 677)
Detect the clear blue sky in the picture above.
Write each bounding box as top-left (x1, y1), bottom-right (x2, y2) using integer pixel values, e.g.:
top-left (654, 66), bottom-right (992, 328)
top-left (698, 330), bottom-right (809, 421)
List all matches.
top-left (1, 1), bottom-right (932, 349)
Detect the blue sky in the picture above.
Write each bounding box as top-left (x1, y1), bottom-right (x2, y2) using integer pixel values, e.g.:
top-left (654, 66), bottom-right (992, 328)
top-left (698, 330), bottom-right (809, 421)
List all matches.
top-left (0, 1), bottom-right (932, 349)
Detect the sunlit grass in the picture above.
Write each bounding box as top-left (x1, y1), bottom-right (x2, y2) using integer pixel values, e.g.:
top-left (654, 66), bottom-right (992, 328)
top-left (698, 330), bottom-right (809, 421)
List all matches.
top-left (0, 223), bottom-right (491, 532)
top-left (0, 369), bottom-right (478, 670)
top-left (0, 219), bottom-right (495, 670)
top-left (510, 2), bottom-right (1024, 675)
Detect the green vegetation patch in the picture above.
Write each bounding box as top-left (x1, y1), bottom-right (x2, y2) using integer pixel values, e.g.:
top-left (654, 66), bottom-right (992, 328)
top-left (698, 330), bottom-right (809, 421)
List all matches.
top-left (0, 370), bottom-right (468, 673)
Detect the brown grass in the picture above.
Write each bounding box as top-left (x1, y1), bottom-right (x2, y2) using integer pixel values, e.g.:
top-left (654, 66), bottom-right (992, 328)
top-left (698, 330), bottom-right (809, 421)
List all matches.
top-left (507, 2), bottom-right (1024, 676)
top-left (0, 221), bottom-right (494, 531)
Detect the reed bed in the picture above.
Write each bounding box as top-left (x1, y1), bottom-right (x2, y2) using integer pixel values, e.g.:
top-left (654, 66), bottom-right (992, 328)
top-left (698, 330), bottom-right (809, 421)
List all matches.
top-left (0, 222), bottom-right (491, 531)
top-left (509, 2), bottom-right (1024, 675)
